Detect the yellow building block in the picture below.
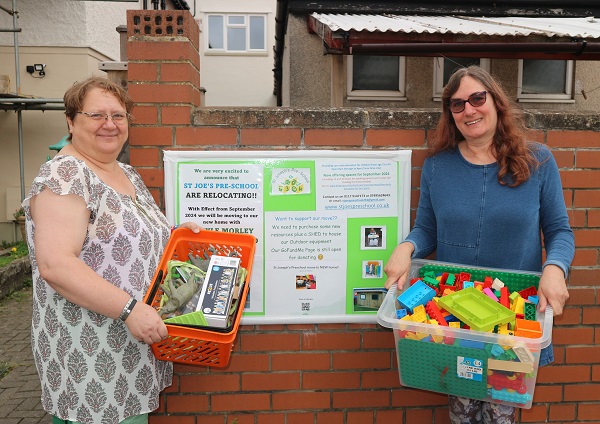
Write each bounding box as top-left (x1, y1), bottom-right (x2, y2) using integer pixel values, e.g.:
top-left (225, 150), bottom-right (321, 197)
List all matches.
top-left (513, 297), bottom-right (525, 315)
top-left (412, 304), bottom-right (427, 323)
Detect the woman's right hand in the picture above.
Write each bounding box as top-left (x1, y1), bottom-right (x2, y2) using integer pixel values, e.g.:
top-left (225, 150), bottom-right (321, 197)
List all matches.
top-left (125, 302), bottom-right (169, 345)
top-left (384, 242), bottom-right (415, 290)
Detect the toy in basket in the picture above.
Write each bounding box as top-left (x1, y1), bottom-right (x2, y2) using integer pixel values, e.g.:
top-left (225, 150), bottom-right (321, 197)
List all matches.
top-left (144, 228), bottom-right (256, 367)
top-left (377, 259), bottom-right (553, 409)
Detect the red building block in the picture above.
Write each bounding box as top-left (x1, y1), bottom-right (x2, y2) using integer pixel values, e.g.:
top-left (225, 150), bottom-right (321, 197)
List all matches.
top-left (499, 286), bottom-right (510, 309)
top-left (425, 300), bottom-right (449, 326)
top-left (518, 286), bottom-right (538, 300)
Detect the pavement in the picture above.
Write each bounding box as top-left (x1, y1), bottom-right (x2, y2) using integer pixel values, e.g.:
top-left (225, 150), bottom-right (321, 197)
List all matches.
top-left (0, 287), bottom-right (52, 424)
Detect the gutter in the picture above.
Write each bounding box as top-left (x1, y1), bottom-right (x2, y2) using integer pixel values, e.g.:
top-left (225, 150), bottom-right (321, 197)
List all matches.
top-left (347, 41), bottom-right (600, 59)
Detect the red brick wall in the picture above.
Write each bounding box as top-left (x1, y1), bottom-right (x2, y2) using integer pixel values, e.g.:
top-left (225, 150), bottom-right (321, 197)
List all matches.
top-left (127, 10), bottom-right (600, 424)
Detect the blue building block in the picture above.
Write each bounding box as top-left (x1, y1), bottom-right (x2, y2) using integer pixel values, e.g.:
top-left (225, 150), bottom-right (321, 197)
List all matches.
top-left (490, 344), bottom-right (505, 357)
top-left (395, 308), bottom-right (408, 319)
top-left (459, 339), bottom-right (485, 350)
top-left (397, 280), bottom-right (436, 313)
top-left (463, 281), bottom-right (474, 289)
top-left (489, 388), bottom-right (532, 405)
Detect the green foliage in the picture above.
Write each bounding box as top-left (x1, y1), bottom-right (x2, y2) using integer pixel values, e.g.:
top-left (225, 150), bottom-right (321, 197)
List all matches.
top-left (0, 241), bottom-right (28, 268)
top-left (0, 362), bottom-right (13, 381)
top-left (12, 207), bottom-right (24, 220)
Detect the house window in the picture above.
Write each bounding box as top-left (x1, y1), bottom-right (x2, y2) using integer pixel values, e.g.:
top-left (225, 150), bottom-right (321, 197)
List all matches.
top-left (206, 14), bottom-right (267, 54)
top-left (433, 57), bottom-right (490, 100)
top-left (347, 55), bottom-right (406, 100)
top-left (518, 59), bottom-right (574, 102)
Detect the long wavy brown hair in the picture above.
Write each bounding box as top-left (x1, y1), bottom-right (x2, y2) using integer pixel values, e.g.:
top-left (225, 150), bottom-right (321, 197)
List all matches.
top-left (430, 66), bottom-right (537, 187)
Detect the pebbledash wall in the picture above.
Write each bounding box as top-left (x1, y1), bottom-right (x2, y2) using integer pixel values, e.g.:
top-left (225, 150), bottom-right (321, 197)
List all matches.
top-left (126, 10), bottom-right (600, 424)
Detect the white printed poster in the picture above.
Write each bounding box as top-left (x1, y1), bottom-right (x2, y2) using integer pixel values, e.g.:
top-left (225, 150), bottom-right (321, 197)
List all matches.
top-left (164, 150), bottom-right (411, 324)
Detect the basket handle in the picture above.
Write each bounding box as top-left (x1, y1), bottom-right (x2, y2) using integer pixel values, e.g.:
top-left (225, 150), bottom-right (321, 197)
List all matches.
top-left (146, 269), bottom-right (163, 305)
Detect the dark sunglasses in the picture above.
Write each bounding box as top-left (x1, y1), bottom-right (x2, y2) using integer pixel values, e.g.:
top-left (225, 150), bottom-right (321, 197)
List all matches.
top-left (448, 91), bottom-right (487, 114)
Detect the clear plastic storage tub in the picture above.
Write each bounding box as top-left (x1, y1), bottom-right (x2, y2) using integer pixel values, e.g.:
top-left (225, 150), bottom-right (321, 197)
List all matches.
top-left (377, 259), bottom-right (553, 409)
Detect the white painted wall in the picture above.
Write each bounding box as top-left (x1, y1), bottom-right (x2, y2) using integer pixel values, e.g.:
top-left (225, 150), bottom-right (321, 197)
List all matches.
top-left (0, 0), bottom-right (141, 60)
top-left (0, 0), bottom-right (143, 242)
top-left (193, 0), bottom-right (277, 107)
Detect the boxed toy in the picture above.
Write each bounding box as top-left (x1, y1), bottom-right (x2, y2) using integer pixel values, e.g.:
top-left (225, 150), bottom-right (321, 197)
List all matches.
top-left (196, 255), bottom-right (241, 328)
top-left (377, 259), bottom-right (553, 409)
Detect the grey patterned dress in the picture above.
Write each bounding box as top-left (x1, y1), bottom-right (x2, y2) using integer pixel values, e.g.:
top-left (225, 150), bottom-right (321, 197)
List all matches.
top-left (23, 155), bottom-right (173, 424)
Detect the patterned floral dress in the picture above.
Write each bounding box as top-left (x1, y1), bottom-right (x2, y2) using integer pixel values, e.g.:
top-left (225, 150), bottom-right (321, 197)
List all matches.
top-left (23, 155), bottom-right (173, 424)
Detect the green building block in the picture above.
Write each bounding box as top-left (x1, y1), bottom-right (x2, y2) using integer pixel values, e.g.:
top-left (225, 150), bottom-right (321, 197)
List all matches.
top-left (438, 288), bottom-right (516, 332)
top-left (524, 302), bottom-right (537, 321)
top-left (398, 338), bottom-right (489, 400)
top-left (419, 264), bottom-right (540, 293)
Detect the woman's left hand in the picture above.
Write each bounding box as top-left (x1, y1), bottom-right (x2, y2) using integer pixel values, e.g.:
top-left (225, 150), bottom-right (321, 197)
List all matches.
top-left (537, 264), bottom-right (569, 316)
top-left (176, 222), bottom-right (202, 233)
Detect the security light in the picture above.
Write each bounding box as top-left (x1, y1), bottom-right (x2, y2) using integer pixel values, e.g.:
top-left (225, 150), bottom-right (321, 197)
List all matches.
top-left (27, 64), bottom-right (46, 77)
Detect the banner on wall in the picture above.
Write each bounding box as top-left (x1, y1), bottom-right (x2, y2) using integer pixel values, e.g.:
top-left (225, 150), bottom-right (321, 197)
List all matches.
top-left (164, 150), bottom-right (411, 324)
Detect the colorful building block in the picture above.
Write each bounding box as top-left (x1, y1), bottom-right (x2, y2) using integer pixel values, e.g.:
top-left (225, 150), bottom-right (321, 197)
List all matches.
top-left (437, 287), bottom-right (516, 332)
top-left (499, 287), bottom-right (510, 309)
top-left (489, 388), bottom-right (532, 405)
top-left (397, 280), bottom-right (436, 313)
top-left (412, 304), bottom-right (427, 323)
top-left (488, 358), bottom-right (534, 374)
top-left (395, 308), bottom-right (408, 319)
top-left (518, 286), bottom-right (538, 300)
top-left (524, 302), bottom-right (537, 321)
top-left (492, 278), bottom-right (505, 290)
top-left (459, 339), bottom-right (485, 349)
top-left (487, 371), bottom-right (527, 394)
top-left (485, 343), bottom-right (506, 357)
top-left (425, 300), bottom-right (449, 327)
top-left (512, 296), bottom-right (525, 315)
top-left (509, 291), bottom-right (521, 306)
top-left (423, 276), bottom-right (440, 288)
top-left (483, 276), bottom-right (493, 288)
top-left (512, 346), bottom-right (534, 365)
top-left (514, 318), bottom-right (542, 339)
top-left (483, 287), bottom-right (499, 302)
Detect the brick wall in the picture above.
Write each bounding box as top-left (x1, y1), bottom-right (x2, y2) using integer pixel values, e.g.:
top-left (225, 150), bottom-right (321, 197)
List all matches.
top-left (127, 10), bottom-right (600, 424)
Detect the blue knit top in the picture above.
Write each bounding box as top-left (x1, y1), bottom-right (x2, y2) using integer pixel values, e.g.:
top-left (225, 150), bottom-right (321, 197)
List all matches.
top-left (405, 143), bottom-right (574, 276)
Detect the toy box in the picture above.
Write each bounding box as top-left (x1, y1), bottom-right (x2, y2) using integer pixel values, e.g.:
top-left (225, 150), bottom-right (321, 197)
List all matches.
top-left (377, 259), bottom-right (553, 409)
top-left (144, 228), bottom-right (256, 367)
top-left (196, 255), bottom-right (241, 328)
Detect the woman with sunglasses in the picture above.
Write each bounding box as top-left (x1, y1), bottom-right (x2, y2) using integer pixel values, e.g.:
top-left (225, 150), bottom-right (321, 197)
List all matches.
top-left (384, 66), bottom-right (573, 423)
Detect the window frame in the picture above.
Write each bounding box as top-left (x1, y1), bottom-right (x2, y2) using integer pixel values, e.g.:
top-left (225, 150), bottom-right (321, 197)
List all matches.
top-left (205, 13), bottom-right (268, 56)
top-left (432, 57), bottom-right (490, 101)
top-left (346, 55), bottom-right (407, 101)
top-left (517, 59), bottom-right (574, 103)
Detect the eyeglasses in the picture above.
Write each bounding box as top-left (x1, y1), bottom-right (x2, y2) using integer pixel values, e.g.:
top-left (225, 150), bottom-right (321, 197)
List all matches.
top-left (77, 111), bottom-right (130, 123)
top-left (448, 91), bottom-right (487, 114)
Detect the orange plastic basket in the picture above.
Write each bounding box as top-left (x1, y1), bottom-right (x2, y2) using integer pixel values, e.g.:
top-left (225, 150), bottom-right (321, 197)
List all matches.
top-left (144, 228), bottom-right (256, 367)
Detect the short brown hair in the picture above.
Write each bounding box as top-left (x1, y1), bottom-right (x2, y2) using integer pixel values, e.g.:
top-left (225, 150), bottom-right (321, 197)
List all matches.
top-left (64, 76), bottom-right (133, 138)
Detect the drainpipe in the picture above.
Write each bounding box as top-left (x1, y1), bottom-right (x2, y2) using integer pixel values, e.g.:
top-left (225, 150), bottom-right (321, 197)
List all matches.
top-left (10, 0), bottom-right (26, 202)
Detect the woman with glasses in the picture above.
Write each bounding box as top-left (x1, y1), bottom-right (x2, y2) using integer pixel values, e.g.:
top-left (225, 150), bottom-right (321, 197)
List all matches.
top-left (384, 66), bottom-right (574, 423)
top-left (23, 76), bottom-right (200, 424)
